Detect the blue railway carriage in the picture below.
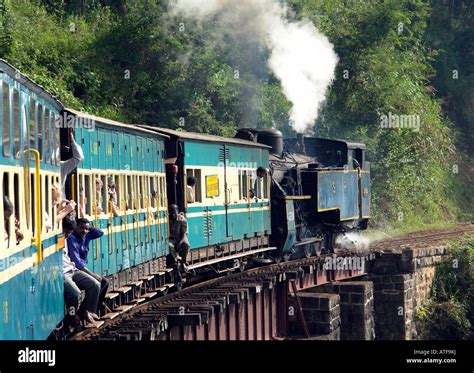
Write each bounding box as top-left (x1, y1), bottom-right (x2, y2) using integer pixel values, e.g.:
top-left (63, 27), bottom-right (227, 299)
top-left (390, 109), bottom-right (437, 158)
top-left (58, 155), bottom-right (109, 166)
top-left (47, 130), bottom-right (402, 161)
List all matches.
top-left (141, 126), bottom-right (274, 272)
top-left (0, 60), bottom-right (65, 340)
top-left (63, 109), bottom-right (170, 289)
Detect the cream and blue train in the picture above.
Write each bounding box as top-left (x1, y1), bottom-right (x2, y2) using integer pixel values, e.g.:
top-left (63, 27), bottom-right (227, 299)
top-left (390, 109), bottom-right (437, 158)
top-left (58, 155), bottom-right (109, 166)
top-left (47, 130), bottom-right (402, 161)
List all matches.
top-left (0, 60), bottom-right (370, 340)
top-left (0, 59), bottom-right (65, 340)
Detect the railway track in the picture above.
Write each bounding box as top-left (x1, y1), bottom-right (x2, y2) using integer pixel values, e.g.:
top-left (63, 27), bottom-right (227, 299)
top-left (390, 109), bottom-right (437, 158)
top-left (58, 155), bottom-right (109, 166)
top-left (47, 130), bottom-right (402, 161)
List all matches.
top-left (72, 223), bottom-right (474, 340)
top-left (370, 222), bottom-right (474, 250)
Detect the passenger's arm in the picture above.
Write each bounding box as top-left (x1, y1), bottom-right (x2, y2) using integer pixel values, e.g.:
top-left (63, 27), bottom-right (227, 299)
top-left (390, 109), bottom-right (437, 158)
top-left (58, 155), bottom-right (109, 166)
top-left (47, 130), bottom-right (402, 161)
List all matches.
top-left (178, 220), bottom-right (188, 246)
top-left (55, 201), bottom-right (76, 223)
top-left (87, 228), bottom-right (104, 240)
top-left (61, 135), bottom-right (85, 177)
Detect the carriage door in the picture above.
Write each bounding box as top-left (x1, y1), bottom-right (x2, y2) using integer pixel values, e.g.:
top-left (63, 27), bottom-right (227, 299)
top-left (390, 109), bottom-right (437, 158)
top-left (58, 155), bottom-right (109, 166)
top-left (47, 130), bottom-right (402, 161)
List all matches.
top-left (219, 145), bottom-right (230, 238)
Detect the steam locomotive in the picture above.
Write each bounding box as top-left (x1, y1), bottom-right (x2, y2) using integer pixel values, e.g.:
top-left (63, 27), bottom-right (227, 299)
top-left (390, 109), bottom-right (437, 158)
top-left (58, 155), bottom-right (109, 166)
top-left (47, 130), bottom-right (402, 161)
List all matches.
top-left (236, 128), bottom-right (370, 261)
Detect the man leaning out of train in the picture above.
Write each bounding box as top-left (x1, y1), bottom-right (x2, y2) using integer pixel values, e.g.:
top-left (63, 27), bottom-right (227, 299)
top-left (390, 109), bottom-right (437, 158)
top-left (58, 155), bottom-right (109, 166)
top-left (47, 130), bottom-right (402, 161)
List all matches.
top-left (67, 217), bottom-right (109, 316)
top-left (60, 129), bottom-right (84, 200)
top-left (62, 218), bottom-right (101, 328)
top-left (168, 204), bottom-right (190, 271)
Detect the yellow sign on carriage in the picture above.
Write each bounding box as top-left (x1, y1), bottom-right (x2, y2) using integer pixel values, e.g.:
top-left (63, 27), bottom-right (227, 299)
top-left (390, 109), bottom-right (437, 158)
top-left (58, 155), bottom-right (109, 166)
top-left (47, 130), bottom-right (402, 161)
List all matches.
top-left (206, 175), bottom-right (219, 197)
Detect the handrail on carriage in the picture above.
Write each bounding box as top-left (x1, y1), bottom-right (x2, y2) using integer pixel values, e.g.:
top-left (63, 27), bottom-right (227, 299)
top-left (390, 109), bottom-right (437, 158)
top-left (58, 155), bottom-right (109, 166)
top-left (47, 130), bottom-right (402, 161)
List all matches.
top-left (26, 149), bottom-right (42, 264)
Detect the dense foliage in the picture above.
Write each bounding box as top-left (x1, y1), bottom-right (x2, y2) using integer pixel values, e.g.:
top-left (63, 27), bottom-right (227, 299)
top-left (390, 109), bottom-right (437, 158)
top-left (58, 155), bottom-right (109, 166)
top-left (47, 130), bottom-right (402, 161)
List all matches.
top-left (417, 237), bottom-right (473, 340)
top-left (0, 0), bottom-right (471, 229)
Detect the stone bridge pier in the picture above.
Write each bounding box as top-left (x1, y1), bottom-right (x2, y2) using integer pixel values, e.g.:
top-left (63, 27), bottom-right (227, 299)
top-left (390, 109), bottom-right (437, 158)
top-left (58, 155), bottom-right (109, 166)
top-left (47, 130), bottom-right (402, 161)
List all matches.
top-left (288, 246), bottom-right (447, 340)
top-left (368, 246), bottom-right (447, 340)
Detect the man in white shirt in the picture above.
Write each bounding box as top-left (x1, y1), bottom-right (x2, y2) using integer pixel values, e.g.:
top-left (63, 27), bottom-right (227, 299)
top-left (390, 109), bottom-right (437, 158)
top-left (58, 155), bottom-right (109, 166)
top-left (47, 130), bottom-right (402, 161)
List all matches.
top-left (187, 176), bottom-right (197, 204)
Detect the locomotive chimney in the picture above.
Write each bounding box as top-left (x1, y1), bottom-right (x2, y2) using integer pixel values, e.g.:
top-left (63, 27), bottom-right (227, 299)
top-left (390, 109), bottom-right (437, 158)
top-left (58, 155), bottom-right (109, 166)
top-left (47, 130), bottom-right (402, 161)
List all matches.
top-left (257, 129), bottom-right (283, 157)
top-left (236, 128), bottom-right (283, 157)
top-left (296, 133), bottom-right (306, 154)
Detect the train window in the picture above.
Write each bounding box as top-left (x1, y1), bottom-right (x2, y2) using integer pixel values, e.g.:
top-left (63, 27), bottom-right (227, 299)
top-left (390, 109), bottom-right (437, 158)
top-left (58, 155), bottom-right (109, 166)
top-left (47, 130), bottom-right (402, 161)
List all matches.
top-left (147, 176), bottom-right (152, 208)
top-left (140, 176), bottom-right (145, 209)
top-left (29, 97), bottom-right (36, 151)
top-left (141, 176), bottom-right (147, 209)
top-left (186, 169), bottom-right (202, 203)
top-left (12, 88), bottom-right (20, 159)
top-left (139, 176), bottom-right (146, 209)
top-left (53, 176), bottom-right (60, 230)
top-left (238, 171), bottom-right (242, 199)
top-left (126, 175), bottom-right (133, 210)
top-left (2, 81), bottom-right (10, 157)
top-left (37, 103), bottom-right (43, 158)
top-left (155, 176), bottom-right (159, 208)
top-left (352, 149), bottom-right (363, 169)
top-left (44, 108), bottom-right (50, 163)
top-left (30, 172), bottom-right (36, 232)
top-left (3, 173), bottom-right (11, 248)
top-left (44, 175), bottom-right (50, 233)
top-left (78, 175), bottom-right (84, 218)
top-left (128, 176), bottom-right (132, 210)
top-left (149, 176), bottom-right (156, 208)
top-left (160, 176), bottom-right (166, 208)
top-left (239, 170), bottom-right (249, 199)
top-left (145, 176), bottom-right (149, 208)
top-left (100, 174), bottom-right (107, 213)
top-left (134, 176), bottom-right (139, 210)
top-left (107, 174), bottom-right (120, 215)
top-left (22, 104), bottom-right (28, 156)
top-left (134, 175), bottom-right (140, 210)
top-left (2, 172), bottom-right (25, 249)
top-left (119, 175), bottom-right (126, 211)
top-left (54, 113), bottom-right (60, 165)
top-left (137, 175), bottom-right (142, 209)
top-left (148, 176), bottom-right (152, 208)
top-left (84, 174), bottom-right (92, 216)
top-left (263, 175), bottom-right (269, 199)
top-left (135, 175), bottom-right (140, 209)
top-left (13, 173), bottom-right (20, 236)
top-left (156, 177), bottom-right (160, 208)
top-left (251, 174), bottom-right (259, 198)
top-left (24, 169), bottom-right (30, 230)
top-left (94, 175), bottom-right (104, 214)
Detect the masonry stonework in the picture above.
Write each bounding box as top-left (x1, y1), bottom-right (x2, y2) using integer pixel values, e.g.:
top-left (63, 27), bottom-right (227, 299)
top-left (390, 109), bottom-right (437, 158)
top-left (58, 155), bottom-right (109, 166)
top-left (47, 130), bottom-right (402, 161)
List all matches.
top-left (288, 292), bottom-right (341, 340)
top-left (368, 246), bottom-right (447, 340)
top-left (306, 281), bottom-right (375, 340)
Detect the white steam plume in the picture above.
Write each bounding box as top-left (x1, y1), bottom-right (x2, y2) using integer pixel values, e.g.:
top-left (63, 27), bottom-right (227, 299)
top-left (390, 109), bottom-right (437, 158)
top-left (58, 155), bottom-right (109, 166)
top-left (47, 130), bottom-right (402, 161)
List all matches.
top-left (169, 0), bottom-right (339, 132)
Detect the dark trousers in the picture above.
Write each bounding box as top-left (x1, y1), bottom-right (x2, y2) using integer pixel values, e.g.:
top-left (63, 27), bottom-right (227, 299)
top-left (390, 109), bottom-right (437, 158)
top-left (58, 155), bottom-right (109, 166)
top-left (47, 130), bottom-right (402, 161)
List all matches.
top-left (169, 240), bottom-right (190, 264)
top-left (64, 270), bottom-right (100, 317)
top-left (97, 277), bottom-right (109, 314)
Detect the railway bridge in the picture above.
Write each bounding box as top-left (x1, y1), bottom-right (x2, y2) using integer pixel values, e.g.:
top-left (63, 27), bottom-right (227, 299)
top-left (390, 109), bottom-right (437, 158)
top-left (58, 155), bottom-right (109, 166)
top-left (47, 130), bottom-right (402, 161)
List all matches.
top-left (73, 225), bottom-right (474, 341)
